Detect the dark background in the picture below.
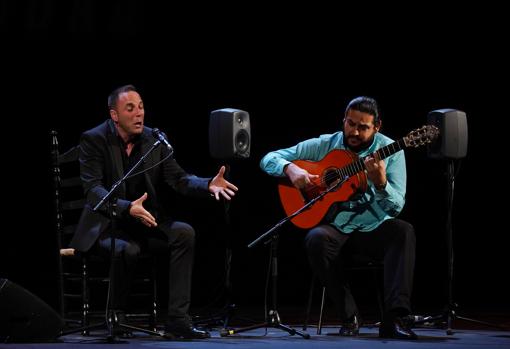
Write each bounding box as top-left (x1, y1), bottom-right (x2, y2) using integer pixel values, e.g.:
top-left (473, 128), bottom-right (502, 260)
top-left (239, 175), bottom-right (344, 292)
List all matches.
top-left (1, 2), bottom-right (508, 322)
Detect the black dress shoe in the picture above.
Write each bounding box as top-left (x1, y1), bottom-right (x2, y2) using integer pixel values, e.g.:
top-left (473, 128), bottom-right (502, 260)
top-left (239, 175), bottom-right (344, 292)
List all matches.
top-left (379, 317), bottom-right (418, 340)
top-left (113, 327), bottom-right (134, 338)
top-left (339, 314), bottom-right (360, 336)
top-left (165, 319), bottom-right (211, 339)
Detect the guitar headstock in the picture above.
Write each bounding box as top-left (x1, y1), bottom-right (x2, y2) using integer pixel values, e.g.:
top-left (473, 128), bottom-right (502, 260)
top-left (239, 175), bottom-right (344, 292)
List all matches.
top-left (404, 125), bottom-right (440, 148)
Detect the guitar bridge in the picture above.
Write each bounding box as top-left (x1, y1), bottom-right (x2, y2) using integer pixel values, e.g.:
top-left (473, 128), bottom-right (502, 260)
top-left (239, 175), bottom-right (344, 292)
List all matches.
top-left (300, 186), bottom-right (323, 203)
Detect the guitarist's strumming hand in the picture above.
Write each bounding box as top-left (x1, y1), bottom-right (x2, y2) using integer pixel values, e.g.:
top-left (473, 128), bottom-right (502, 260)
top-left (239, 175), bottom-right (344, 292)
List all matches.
top-left (284, 163), bottom-right (320, 189)
top-left (364, 152), bottom-right (387, 190)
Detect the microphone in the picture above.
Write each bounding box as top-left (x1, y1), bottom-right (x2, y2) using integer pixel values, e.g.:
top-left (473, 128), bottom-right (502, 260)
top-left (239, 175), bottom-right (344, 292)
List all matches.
top-left (152, 128), bottom-right (173, 152)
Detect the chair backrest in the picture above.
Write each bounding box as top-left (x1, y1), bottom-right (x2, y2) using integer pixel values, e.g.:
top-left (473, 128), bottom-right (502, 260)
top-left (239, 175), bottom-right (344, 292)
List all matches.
top-left (51, 131), bottom-right (84, 319)
top-left (52, 131), bottom-right (84, 254)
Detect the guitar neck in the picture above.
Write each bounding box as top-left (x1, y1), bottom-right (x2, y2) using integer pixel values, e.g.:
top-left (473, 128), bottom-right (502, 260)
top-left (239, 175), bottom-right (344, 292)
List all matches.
top-left (340, 138), bottom-right (406, 179)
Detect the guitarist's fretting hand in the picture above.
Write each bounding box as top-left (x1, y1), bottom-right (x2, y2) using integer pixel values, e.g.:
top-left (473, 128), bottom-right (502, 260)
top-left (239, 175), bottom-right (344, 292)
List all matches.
top-left (284, 163), bottom-right (320, 189)
top-left (364, 152), bottom-right (387, 190)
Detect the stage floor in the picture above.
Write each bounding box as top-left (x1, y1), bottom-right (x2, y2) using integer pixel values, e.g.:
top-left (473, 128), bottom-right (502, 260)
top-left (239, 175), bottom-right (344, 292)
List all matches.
top-left (2, 325), bottom-right (510, 349)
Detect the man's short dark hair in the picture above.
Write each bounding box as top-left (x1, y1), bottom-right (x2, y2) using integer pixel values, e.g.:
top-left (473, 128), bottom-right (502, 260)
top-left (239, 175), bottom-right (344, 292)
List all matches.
top-left (345, 96), bottom-right (380, 124)
top-left (108, 85), bottom-right (137, 110)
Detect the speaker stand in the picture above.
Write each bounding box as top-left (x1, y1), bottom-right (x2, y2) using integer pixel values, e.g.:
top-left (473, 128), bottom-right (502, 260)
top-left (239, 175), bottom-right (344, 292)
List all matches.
top-left (192, 164), bottom-right (239, 329)
top-left (415, 160), bottom-right (506, 334)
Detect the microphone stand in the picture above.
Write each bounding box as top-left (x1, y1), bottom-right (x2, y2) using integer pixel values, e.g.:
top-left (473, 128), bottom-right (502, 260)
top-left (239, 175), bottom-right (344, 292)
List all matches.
top-left (220, 177), bottom-right (349, 339)
top-left (60, 139), bottom-right (168, 341)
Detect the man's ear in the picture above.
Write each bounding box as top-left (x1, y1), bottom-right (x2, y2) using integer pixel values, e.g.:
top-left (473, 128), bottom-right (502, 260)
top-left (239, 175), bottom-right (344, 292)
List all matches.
top-left (374, 120), bottom-right (382, 132)
top-left (110, 109), bottom-right (118, 123)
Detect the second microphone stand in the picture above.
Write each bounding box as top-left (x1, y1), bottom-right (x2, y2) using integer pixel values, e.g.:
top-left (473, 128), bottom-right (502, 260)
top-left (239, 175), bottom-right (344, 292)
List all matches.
top-left (220, 177), bottom-right (348, 339)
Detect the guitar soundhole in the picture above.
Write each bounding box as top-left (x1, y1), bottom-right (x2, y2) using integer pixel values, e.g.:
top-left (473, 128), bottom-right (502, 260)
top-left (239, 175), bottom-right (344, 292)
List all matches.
top-left (323, 167), bottom-right (341, 188)
top-left (300, 167), bottom-right (341, 203)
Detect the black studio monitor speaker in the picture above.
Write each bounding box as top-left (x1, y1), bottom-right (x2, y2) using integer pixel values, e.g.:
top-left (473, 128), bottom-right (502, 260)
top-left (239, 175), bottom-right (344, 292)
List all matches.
top-left (209, 108), bottom-right (251, 159)
top-left (427, 109), bottom-right (468, 159)
top-left (0, 278), bottom-right (64, 342)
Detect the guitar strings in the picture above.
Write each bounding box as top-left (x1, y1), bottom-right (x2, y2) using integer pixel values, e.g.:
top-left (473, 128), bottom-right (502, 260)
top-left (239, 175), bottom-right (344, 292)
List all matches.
top-left (301, 145), bottom-right (395, 196)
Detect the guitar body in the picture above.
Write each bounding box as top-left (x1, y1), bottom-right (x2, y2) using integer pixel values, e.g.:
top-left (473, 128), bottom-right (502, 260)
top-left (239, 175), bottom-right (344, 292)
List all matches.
top-left (278, 149), bottom-right (368, 229)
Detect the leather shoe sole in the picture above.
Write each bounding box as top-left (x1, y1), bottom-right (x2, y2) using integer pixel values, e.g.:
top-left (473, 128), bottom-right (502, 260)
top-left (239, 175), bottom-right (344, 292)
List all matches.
top-left (339, 314), bottom-right (360, 336)
top-left (164, 327), bottom-right (210, 339)
top-left (379, 323), bottom-right (418, 340)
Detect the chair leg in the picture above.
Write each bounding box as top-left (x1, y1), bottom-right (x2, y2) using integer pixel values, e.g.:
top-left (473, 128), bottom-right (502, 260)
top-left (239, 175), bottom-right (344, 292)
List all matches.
top-left (373, 268), bottom-right (384, 322)
top-left (303, 275), bottom-right (316, 331)
top-left (150, 262), bottom-right (158, 332)
top-left (57, 257), bottom-right (65, 320)
top-left (81, 259), bottom-right (90, 336)
top-left (318, 286), bottom-right (326, 335)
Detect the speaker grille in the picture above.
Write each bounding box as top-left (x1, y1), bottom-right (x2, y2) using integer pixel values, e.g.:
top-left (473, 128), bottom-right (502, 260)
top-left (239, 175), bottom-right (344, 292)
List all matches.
top-left (235, 129), bottom-right (250, 154)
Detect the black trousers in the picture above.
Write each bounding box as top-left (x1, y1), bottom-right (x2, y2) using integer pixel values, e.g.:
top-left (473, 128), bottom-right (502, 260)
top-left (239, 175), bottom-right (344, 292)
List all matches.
top-left (305, 218), bottom-right (415, 321)
top-left (95, 220), bottom-right (195, 320)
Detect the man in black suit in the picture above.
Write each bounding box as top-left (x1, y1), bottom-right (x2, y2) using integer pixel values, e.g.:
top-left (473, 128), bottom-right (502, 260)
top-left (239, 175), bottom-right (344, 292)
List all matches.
top-left (70, 84), bottom-right (238, 339)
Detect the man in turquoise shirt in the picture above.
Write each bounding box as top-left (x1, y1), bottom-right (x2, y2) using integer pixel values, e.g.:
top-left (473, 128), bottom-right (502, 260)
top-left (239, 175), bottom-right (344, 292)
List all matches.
top-left (260, 96), bottom-right (417, 339)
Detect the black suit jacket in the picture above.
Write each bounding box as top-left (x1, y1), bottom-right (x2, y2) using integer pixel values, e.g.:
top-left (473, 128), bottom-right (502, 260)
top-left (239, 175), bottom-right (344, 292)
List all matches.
top-left (70, 120), bottom-right (211, 252)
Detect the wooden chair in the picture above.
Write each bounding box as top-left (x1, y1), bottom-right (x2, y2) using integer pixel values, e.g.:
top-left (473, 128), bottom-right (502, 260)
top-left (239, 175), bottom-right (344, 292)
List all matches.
top-left (302, 256), bottom-right (384, 334)
top-left (51, 130), bottom-right (158, 334)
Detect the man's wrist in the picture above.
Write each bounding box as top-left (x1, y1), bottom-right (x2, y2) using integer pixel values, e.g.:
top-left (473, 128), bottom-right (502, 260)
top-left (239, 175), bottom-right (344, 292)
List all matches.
top-left (375, 181), bottom-right (387, 191)
top-left (283, 162), bottom-right (292, 176)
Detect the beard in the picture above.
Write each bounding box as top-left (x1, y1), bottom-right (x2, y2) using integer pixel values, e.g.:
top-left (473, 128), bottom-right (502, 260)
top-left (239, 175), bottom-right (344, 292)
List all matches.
top-left (344, 135), bottom-right (375, 153)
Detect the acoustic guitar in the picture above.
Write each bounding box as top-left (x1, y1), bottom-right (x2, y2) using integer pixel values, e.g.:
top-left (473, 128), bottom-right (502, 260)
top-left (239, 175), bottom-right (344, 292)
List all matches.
top-left (278, 125), bottom-right (439, 229)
